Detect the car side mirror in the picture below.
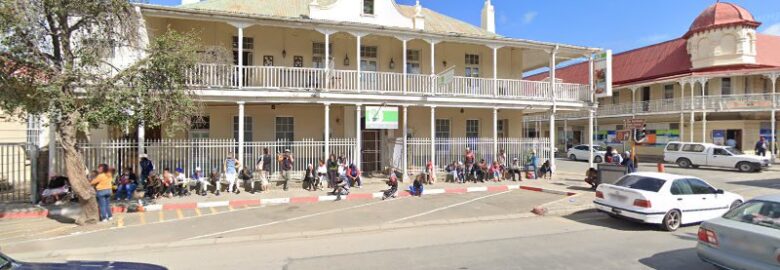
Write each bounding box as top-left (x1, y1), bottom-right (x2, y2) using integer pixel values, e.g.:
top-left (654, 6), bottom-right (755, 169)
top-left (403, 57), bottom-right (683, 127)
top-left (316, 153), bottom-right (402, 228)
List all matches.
top-left (714, 189), bottom-right (724, 194)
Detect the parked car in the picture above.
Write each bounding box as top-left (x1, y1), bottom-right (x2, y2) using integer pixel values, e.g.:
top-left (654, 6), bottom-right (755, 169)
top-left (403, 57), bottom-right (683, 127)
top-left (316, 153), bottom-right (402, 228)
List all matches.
top-left (663, 141), bottom-right (771, 172)
top-left (567, 144), bottom-right (606, 163)
top-left (594, 172), bottom-right (743, 231)
top-left (0, 251), bottom-right (167, 269)
top-left (697, 195), bottom-right (780, 270)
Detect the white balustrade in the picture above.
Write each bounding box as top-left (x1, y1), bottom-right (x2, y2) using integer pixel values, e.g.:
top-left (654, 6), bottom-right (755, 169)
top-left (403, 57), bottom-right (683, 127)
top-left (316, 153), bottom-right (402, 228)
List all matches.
top-left (406, 74), bottom-right (433, 94)
top-left (186, 64), bottom-right (237, 88)
top-left (360, 71), bottom-right (404, 93)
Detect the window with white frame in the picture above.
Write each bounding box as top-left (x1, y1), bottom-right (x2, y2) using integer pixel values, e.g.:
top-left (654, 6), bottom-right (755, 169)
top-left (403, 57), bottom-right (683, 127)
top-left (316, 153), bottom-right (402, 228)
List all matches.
top-left (360, 46), bottom-right (378, 72)
top-left (435, 119), bottom-right (450, 139)
top-left (190, 116), bottom-right (210, 139)
top-left (466, 120), bottom-right (480, 138)
top-left (232, 36), bottom-right (254, 66)
top-left (722, 78), bottom-right (732, 95)
top-left (465, 54), bottom-right (480, 77)
top-left (406, 50), bottom-right (421, 74)
top-left (363, 0), bottom-right (374, 15)
top-left (312, 42), bottom-right (333, 68)
top-left (275, 117), bottom-right (294, 141)
top-left (233, 116), bottom-right (253, 142)
top-left (664, 84), bottom-right (674, 105)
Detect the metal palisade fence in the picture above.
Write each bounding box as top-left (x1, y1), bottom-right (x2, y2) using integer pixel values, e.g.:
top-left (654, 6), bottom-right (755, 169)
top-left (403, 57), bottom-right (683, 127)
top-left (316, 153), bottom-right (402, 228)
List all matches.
top-left (54, 138), bottom-right (356, 182)
top-left (406, 137), bottom-right (550, 175)
top-left (0, 143), bottom-right (33, 202)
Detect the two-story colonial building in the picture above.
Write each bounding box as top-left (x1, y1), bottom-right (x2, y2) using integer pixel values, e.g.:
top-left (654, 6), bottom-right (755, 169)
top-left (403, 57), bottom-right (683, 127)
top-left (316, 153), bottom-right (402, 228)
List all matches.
top-left (49, 0), bottom-right (600, 180)
top-left (527, 2), bottom-right (780, 160)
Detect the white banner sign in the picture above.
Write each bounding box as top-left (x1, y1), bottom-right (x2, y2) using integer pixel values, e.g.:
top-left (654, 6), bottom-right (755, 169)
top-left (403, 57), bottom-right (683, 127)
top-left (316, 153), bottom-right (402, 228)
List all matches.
top-left (365, 106), bottom-right (399, 129)
top-left (594, 50), bottom-right (613, 98)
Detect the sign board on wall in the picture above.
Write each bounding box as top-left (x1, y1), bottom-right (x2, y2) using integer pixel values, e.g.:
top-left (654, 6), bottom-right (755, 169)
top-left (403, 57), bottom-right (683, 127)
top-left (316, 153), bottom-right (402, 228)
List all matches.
top-left (365, 106), bottom-right (399, 129)
top-left (594, 50), bottom-right (613, 98)
top-left (712, 130), bottom-right (725, 146)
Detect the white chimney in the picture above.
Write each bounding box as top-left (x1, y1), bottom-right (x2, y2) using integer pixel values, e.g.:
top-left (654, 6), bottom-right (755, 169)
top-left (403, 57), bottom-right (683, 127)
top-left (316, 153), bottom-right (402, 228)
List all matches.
top-left (413, 0), bottom-right (425, 30)
top-left (481, 0), bottom-right (495, 33)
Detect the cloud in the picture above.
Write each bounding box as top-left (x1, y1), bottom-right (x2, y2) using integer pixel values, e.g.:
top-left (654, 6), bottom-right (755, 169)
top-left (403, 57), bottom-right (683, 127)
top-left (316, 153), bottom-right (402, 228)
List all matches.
top-left (763, 23), bottom-right (780, 35)
top-left (522, 11), bottom-right (537, 25)
top-left (638, 34), bottom-right (671, 44)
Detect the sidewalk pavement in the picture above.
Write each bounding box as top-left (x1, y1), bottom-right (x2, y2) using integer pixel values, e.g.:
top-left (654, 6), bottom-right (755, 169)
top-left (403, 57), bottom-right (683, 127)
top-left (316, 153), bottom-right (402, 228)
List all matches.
top-left (3, 174), bottom-right (588, 220)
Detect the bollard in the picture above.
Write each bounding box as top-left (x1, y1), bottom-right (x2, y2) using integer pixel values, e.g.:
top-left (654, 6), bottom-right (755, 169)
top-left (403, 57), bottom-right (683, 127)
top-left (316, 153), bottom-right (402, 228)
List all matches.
top-left (657, 163), bottom-right (665, 173)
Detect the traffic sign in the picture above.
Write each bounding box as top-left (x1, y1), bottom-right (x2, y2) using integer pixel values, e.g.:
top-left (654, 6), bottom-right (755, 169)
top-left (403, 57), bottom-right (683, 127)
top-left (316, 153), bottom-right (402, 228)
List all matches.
top-left (624, 118), bottom-right (646, 129)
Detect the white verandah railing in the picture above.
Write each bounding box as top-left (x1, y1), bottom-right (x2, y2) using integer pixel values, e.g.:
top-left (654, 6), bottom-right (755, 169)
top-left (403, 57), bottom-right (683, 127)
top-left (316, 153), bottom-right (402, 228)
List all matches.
top-left (187, 64), bottom-right (586, 102)
top-left (405, 137), bottom-right (551, 176)
top-left (54, 138), bottom-right (356, 182)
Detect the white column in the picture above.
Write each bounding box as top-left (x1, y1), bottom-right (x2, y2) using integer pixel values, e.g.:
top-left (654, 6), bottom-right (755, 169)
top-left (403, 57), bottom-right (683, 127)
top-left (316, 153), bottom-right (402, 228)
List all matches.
top-left (430, 106), bottom-right (436, 167)
top-left (403, 105), bottom-right (409, 181)
top-left (355, 105), bottom-right (362, 170)
top-left (563, 119), bottom-right (568, 150)
top-left (324, 103), bottom-right (330, 159)
top-left (701, 80), bottom-right (708, 143)
top-left (237, 101), bottom-right (245, 163)
top-left (493, 108), bottom-right (498, 158)
top-left (771, 74), bottom-right (777, 159)
top-left (402, 38), bottom-right (408, 95)
top-left (548, 46), bottom-right (558, 170)
top-left (679, 80), bottom-right (685, 141)
top-left (549, 111), bottom-right (556, 170)
top-left (356, 34), bottom-right (363, 93)
top-left (429, 39), bottom-right (438, 95)
top-left (588, 54), bottom-right (595, 168)
top-left (49, 117), bottom-right (57, 175)
top-left (631, 87), bottom-right (637, 118)
top-left (549, 46), bottom-right (558, 103)
top-left (238, 26), bottom-right (244, 89)
top-left (690, 82), bottom-right (695, 142)
top-left (492, 46), bottom-right (499, 97)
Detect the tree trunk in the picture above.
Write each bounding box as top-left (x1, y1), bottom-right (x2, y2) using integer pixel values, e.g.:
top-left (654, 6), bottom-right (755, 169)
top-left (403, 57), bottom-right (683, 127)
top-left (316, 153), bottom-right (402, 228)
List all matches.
top-left (57, 114), bottom-right (99, 225)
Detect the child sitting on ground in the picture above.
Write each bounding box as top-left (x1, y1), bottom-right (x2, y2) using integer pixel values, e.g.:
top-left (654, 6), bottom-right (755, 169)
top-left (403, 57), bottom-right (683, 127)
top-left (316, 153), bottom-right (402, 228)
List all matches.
top-left (408, 174), bottom-right (424, 197)
top-left (382, 169), bottom-right (399, 200)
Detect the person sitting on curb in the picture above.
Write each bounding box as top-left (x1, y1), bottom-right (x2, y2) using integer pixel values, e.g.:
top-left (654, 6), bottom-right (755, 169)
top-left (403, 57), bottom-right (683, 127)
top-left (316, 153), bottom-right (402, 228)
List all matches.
top-left (316, 159), bottom-right (327, 191)
top-left (538, 160), bottom-right (552, 179)
top-left (507, 158), bottom-right (523, 182)
top-left (347, 162), bottom-right (362, 188)
top-left (409, 174), bottom-right (424, 197)
top-left (489, 161), bottom-right (502, 182)
top-left (162, 168), bottom-right (174, 198)
top-left (476, 159), bottom-right (489, 183)
top-left (332, 164), bottom-right (350, 201)
top-left (192, 167), bottom-right (208, 196)
top-left (585, 167), bottom-right (599, 190)
top-left (382, 168), bottom-right (399, 200)
top-left (209, 169), bottom-right (221, 196)
top-left (174, 168), bottom-right (189, 196)
top-left (445, 161), bottom-right (460, 183)
top-left (303, 163), bottom-right (316, 191)
top-left (144, 172), bottom-right (162, 199)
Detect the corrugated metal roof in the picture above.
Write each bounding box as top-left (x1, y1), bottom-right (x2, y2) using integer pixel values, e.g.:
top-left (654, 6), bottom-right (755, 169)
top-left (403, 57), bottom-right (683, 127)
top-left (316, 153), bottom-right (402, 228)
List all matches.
top-left (179, 0), bottom-right (496, 37)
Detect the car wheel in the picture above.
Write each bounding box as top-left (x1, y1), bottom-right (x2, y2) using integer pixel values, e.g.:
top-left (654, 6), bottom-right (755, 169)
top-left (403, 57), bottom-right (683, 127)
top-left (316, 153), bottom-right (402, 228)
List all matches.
top-left (594, 156), bottom-right (603, 163)
top-left (676, 158), bottom-right (692, 168)
top-left (569, 154), bottom-right (577, 161)
top-left (736, 162), bottom-right (753, 172)
top-left (729, 200), bottom-right (743, 210)
top-left (661, 209), bottom-right (682, 232)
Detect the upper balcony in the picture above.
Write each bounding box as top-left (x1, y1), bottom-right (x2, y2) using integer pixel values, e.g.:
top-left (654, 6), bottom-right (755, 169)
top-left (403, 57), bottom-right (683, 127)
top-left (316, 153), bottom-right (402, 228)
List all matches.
top-left (524, 92), bottom-right (780, 121)
top-left (186, 64), bottom-right (591, 104)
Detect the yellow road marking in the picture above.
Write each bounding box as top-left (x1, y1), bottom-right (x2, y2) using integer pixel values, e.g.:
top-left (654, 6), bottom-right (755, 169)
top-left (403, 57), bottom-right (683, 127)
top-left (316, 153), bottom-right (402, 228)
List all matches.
top-left (228, 205), bottom-right (234, 211)
top-left (139, 212), bottom-right (146, 225)
top-left (176, 209), bottom-right (184, 219)
top-left (195, 208), bottom-right (202, 217)
top-left (117, 216), bottom-right (125, 228)
top-left (158, 210), bottom-right (164, 222)
top-left (209, 207), bottom-right (217, 214)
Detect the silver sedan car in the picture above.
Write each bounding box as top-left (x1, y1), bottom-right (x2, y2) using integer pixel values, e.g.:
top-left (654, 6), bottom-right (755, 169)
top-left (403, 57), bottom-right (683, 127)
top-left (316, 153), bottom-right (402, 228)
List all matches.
top-left (697, 194), bottom-right (780, 270)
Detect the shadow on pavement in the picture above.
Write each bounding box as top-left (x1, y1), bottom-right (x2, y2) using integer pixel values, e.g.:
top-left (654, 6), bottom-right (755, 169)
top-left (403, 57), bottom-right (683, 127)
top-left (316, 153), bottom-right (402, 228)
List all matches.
top-left (638, 248), bottom-right (715, 270)
top-left (566, 186), bottom-right (594, 192)
top-left (725, 178), bottom-right (780, 190)
top-left (562, 210), bottom-right (659, 232)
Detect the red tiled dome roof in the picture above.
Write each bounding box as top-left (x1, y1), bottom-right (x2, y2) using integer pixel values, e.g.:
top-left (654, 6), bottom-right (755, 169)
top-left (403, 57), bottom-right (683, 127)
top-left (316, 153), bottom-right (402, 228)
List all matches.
top-left (685, 2), bottom-right (760, 38)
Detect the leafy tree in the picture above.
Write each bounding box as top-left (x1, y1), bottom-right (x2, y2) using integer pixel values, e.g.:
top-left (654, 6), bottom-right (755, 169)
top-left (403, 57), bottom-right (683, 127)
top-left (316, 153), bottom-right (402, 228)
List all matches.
top-left (0, 0), bottom-right (201, 224)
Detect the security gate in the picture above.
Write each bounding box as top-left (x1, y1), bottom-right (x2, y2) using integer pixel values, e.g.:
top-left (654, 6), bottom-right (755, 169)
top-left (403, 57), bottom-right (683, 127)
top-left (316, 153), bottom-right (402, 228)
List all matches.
top-left (0, 143), bottom-right (34, 203)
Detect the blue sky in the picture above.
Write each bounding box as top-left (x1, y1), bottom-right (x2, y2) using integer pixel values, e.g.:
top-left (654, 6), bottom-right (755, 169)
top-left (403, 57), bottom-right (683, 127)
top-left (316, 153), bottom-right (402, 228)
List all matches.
top-left (148, 0), bottom-right (780, 53)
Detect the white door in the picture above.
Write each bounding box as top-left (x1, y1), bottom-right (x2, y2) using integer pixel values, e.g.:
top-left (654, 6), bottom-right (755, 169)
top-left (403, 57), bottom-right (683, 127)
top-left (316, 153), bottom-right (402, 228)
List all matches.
top-left (669, 179), bottom-right (708, 224)
top-left (710, 148), bottom-right (735, 167)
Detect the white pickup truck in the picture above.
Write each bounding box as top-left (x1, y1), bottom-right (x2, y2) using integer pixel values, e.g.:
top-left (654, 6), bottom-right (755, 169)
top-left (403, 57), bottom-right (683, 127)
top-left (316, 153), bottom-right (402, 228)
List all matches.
top-left (664, 141), bottom-right (771, 172)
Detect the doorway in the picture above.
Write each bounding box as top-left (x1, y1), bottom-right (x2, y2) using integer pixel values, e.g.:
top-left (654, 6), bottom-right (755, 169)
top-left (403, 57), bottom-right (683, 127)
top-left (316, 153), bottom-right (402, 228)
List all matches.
top-left (641, 87), bottom-right (651, 112)
top-left (361, 129), bottom-right (382, 174)
top-left (725, 130), bottom-right (742, 150)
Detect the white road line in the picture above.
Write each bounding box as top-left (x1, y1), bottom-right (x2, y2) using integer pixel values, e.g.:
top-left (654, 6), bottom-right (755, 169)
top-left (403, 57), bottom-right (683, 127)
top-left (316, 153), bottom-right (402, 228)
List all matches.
top-left (387, 190), bottom-right (513, 224)
top-left (185, 198), bottom-right (400, 240)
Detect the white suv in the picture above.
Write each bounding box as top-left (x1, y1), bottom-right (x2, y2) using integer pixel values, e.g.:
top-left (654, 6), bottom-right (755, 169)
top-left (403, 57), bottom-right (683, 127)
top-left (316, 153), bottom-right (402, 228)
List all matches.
top-left (663, 141), bottom-right (771, 172)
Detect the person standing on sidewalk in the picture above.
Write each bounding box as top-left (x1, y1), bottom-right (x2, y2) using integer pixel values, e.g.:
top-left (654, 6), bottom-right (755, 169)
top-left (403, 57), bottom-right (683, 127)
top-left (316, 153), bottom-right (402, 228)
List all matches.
top-left (755, 136), bottom-right (768, 157)
top-left (464, 147), bottom-right (475, 181)
top-left (223, 152), bottom-right (241, 194)
top-left (139, 154), bottom-right (154, 188)
top-left (91, 164), bottom-right (113, 222)
top-left (326, 154), bottom-right (338, 189)
top-left (279, 149), bottom-right (294, 191)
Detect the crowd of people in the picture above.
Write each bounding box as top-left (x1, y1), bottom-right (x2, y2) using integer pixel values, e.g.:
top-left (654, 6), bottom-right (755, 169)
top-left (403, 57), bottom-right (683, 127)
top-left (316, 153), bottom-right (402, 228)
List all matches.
top-left (82, 146), bottom-right (552, 220)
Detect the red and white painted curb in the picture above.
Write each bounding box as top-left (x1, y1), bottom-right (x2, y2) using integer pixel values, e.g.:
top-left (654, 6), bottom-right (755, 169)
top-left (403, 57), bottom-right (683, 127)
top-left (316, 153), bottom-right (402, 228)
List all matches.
top-left (2, 184), bottom-right (576, 219)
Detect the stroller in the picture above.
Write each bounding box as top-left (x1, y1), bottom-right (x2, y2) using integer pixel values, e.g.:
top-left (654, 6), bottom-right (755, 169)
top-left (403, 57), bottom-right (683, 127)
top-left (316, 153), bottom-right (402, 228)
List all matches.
top-left (40, 176), bottom-right (74, 205)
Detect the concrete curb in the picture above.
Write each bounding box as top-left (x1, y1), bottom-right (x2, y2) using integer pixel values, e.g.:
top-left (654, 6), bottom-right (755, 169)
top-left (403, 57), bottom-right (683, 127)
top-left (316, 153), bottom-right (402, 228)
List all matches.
top-left (3, 183), bottom-right (577, 220)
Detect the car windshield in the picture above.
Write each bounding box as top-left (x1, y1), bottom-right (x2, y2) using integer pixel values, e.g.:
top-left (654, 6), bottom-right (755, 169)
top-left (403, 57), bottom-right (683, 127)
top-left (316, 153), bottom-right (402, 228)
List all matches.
top-left (0, 254), bottom-right (8, 269)
top-left (614, 175), bottom-right (666, 192)
top-left (723, 200), bottom-right (780, 231)
top-left (592, 146), bottom-right (605, 151)
top-left (726, 147), bottom-right (744, 155)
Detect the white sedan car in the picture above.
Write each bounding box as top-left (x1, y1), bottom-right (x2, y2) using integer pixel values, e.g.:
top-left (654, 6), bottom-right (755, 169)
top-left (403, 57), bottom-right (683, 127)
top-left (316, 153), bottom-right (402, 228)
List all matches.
top-left (594, 172), bottom-right (743, 231)
top-left (567, 144), bottom-right (606, 163)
